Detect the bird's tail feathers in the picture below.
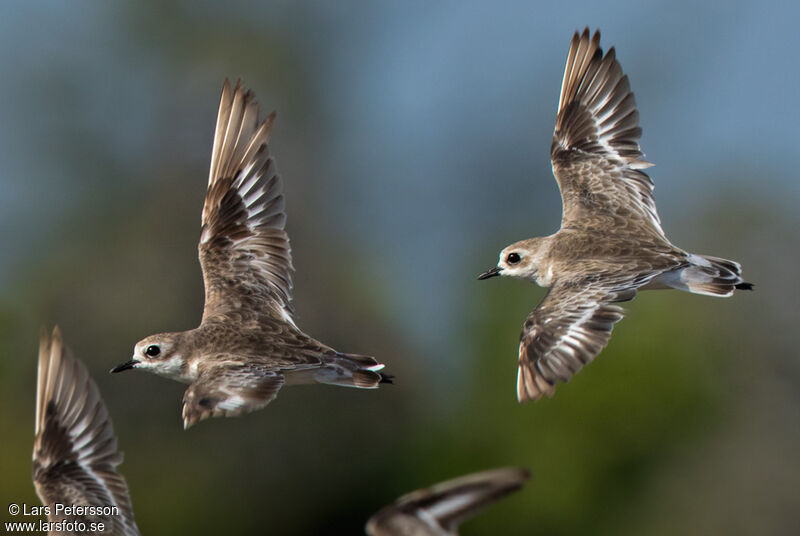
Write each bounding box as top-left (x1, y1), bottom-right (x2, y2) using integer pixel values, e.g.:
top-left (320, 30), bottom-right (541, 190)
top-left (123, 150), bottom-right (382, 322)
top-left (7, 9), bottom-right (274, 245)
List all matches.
top-left (314, 352), bottom-right (391, 389)
top-left (667, 253), bottom-right (752, 297)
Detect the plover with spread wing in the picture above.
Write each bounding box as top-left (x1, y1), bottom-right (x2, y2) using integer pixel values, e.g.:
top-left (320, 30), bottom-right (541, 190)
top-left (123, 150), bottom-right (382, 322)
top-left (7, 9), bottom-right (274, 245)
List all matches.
top-left (366, 467), bottom-right (530, 536)
top-left (35, 327), bottom-right (140, 536)
top-left (112, 80), bottom-right (389, 428)
top-left (479, 29), bottom-right (751, 402)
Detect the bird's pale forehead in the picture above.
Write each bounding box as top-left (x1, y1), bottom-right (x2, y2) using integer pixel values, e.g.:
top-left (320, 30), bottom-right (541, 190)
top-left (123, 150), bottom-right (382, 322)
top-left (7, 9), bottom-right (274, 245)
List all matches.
top-left (137, 336), bottom-right (168, 349)
top-left (502, 242), bottom-right (529, 255)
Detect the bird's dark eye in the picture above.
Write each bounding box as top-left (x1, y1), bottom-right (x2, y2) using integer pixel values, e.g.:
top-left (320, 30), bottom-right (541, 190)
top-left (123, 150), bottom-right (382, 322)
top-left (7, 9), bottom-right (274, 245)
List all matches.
top-left (507, 253), bottom-right (521, 264)
top-left (145, 345), bottom-right (161, 357)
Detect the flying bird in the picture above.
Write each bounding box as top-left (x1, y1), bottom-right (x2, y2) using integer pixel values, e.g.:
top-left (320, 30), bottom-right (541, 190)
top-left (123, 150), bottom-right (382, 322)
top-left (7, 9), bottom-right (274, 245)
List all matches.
top-left (366, 467), bottom-right (530, 536)
top-left (478, 28), bottom-right (751, 402)
top-left (112, 80), bottom-right (389, 428)
top-left (34, 327), bottom-right (140, 536)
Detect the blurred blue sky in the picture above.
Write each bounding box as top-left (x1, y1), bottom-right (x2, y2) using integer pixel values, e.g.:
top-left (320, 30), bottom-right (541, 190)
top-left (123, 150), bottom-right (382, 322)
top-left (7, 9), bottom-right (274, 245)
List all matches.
top-left (0, 0), bottom-right (796, 357)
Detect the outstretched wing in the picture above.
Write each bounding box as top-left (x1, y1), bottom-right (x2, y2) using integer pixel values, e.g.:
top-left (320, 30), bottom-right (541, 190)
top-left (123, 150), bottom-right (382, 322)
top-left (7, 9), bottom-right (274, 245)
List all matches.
top-left (516, 281), bottom-right (636, 402)
top-left (551, 28), bottom-right (663, 237)
top-left (182, 364), bottom-right (287, 428)
top-left (199, 79), bottom-right (294, 324)
top-left (366, 468), bottom-right (530, 536)
top-left (34, 327), bottom-right (140, 535)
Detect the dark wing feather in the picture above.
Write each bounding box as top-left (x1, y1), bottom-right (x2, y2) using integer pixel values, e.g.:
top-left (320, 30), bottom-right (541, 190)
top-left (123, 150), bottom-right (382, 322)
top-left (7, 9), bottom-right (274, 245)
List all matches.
top-left (516, 282), bottom-right (635, 402)
top-left (551, 28), bottom-right (663, 236)
top-left (34, 327), bottom-right (139, 535)
top-left (199, 79), bottom-right (294, 324)
top-left (182, 363), bottom-right (287, 428)
top-left (366, 468), bottom-right (530, 536)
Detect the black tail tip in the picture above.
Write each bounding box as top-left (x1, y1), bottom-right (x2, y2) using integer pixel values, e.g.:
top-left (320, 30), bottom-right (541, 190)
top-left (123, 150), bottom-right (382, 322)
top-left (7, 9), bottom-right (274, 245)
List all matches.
top-left (379, 372), bottom-right (395, 385)
top-left (735, 282), bottom-right (754, 291)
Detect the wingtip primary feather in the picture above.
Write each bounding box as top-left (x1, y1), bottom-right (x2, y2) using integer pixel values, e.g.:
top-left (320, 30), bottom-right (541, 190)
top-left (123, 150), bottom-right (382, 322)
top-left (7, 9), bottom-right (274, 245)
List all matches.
top-left (35, 326), bottom-right (69, 443)
top-left (553, 28), bottom-right (650, 169)
top-left (367, 467), bottom-right (531, 535)
top-left (516, 359), bottom-right (556, 403)
top-left (550, 29), bottom-right (662, 235)
top-left (33, 328), bottom-right (140, 535)
top-left (199, 80), bottom-right (296, 320)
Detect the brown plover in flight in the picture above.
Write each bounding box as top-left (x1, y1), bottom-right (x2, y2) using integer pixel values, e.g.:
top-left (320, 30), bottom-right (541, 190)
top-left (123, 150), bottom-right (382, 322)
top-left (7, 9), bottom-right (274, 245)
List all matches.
top-left (366, 467), bottom-right (530, 536)
top-left (478, 28), bottom-right (751, 403)
top-left (112, 80), bottom-right (389, 428)
top-left (35, 327), bottom-right (140, 535)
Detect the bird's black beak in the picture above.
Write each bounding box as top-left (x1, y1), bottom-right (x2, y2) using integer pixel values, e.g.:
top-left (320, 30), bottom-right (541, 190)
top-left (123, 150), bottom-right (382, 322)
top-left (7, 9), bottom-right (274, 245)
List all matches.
top-left (110, 360), bottom-right (139, 373)
top-left (478, 267), bottom-right (502, 280)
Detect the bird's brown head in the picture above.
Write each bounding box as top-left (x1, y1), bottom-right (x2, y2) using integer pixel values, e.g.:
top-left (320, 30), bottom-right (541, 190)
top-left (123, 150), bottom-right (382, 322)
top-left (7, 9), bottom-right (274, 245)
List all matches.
top-left (111, 333), bottom-right (187, 379)
top-left (479, 238), bottom-right (546, 283)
